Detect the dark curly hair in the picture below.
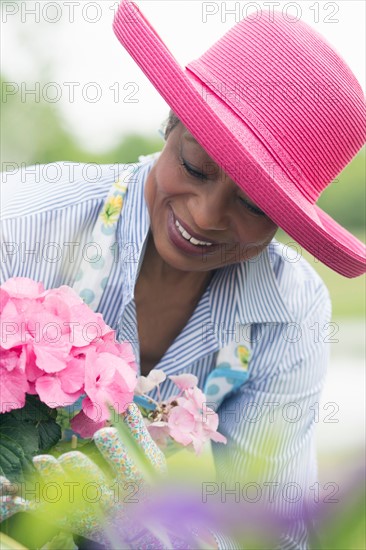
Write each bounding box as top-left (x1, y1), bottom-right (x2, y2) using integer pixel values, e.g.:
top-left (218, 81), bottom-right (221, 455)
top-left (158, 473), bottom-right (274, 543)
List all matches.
top-left (161, 109), bottom-right (181, 141)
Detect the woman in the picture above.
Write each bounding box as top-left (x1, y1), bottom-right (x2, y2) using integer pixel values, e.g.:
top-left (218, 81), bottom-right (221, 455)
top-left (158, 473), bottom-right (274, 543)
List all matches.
top-left (1, 1), bottom-right (365, 548)
top-left (134, 117), bottom-right (278, 377)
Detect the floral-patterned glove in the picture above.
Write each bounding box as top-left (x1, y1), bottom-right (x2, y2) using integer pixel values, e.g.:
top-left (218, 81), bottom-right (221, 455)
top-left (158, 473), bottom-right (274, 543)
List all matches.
top-left (31, 403), bottom-right (167, 546)
top-left (0, 475), bottom-right (33, 522)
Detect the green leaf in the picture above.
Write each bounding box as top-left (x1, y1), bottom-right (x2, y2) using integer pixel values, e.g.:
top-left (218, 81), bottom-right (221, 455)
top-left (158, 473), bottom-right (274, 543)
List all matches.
top-left (0, 433), bottom-right (33, 483)
top-left (40, 531), bottom-right (77, 550)
top-left (0, 417), bottom-right (39, 456)
top-left (38, 421), bottom-right (62, 452)
top-left (11, 394), bottom-right (57, 423)
top-left (0, 396), bottom-right (61, 482)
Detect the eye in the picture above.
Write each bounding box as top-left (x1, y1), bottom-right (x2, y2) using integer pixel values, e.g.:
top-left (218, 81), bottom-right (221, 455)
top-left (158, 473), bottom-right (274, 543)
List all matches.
top-left (238, 196), bottom-right (266, 216)
top-left (180, 157), bottom-right (207, 181)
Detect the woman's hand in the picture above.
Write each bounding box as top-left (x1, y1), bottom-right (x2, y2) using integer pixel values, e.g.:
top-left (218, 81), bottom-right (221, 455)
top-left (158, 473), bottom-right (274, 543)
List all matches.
top-left (1, 404), bottom-right (221, 548)
top-left (31, 403), bottom-right (167, 544)
top-left (0, 475), bottom-right (33, 521)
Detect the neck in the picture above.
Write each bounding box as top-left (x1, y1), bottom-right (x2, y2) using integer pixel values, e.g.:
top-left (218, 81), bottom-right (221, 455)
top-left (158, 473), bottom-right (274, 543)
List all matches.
top-left (139, 231), bottom-right (214, 291)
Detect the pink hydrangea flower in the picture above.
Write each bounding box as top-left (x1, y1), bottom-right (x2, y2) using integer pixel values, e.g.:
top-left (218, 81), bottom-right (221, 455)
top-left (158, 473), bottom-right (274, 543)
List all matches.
top-left (169, 373), bottom-right (198, 391)
top-left (167, 387), bottom-right (227, 454)
top-left (82, 348), bottom-right (136, 421)
top-left (70, 410), bottom-right (107, 439)
top-left (0, 278), bottom-right (138, 430)
top-left (35, 357), bottom-right (85, 408)
top-left (146, 421), bottom-right (170, 449)
top-left (0, 368), bottom-right (29, 413)
top-left (135, 369), bottom-right (167, 395)
top-left (167, 406), bottom-right (196, 446)
top-left (1, 277), bottom-right (45, 299)
top-left (35, 375), bottom-right (83, 409)
top-left (143, 370), bottom-right (227, 455)
top-left (0, 346), bottom-right (29, 413)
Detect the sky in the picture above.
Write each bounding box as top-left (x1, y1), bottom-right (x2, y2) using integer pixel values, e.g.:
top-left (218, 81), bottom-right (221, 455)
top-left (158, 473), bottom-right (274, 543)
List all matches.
top-left (2, 0), bottom-right (365, 152)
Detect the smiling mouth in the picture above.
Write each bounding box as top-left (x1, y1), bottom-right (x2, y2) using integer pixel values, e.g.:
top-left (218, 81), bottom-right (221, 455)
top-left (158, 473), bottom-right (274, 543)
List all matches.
top-left (174, 218), bottom-right (214, 247)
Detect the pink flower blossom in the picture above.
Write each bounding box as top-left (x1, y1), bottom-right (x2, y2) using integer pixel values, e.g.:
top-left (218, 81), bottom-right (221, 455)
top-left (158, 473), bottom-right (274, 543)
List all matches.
top-left (93, 339), bottom-right (137, 371)
top-left (140, 373), bottom-right (227, 455)
top-left (168, 391), bottom-right (227, 454)
top-left (34, 354), bottom-right (85, 408)
top-left (0, 346), bottom-right (26, 372)
top-left (0, 287), bottom-right (10, 313)
top-left (70, 410), bottom-right (107, 438)
top-left (35, 375), bottom-right (83, 408)
top-left (0, 370), bottom-right (29, 413)
top-left (167, 406), bottom-right (196, 446)
top-left (184, 386), bottom-right (206, 409)
top-left (146, 421), bottom-right (170, 448)
top-left (82, 348), bottom-right (137, 421)
top-left (0, 277), bottom-right (138, 420)
top-left (169, 373), bottom-right (198, 391)
top-left (0, 346), bottom-right (28, 412)
top-left (24, 346), bottom-right (44, 382)
top-left (1, 296), bottom-right (29, 349)
top-left (1, 277), bottom-right (44, 299)
top-left (135, 369), bottom-right (166, 395)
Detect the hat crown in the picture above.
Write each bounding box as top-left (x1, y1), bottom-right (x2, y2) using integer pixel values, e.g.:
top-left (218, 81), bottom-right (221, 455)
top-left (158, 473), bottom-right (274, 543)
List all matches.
top-left (187, 12), bottom-right (366, 203)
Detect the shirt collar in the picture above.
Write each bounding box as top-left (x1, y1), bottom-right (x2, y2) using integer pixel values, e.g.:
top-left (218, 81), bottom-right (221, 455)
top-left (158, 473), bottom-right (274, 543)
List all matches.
top-left (227, 245), bottom-right (292, 324)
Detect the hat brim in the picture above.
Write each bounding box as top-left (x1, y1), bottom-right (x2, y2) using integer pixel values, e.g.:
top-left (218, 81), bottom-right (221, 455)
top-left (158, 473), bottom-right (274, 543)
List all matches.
top-left (113, 0), bottom-right (365, 278)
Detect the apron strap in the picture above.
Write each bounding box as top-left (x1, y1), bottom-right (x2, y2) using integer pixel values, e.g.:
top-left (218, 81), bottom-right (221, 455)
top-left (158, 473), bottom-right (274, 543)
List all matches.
top-left (203, 341), bottom-right (251, 409)
top-left (72, 156), bottom-right (159, 311)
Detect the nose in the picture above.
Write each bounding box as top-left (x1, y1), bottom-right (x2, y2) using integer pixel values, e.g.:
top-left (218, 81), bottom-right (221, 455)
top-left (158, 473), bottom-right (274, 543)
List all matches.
top-left (188, 182), bottom-right (232, 232)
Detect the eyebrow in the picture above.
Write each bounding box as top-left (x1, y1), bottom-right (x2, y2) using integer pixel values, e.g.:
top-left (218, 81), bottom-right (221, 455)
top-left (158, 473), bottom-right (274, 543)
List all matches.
top-left (182, 132), bottom-right (216, 165)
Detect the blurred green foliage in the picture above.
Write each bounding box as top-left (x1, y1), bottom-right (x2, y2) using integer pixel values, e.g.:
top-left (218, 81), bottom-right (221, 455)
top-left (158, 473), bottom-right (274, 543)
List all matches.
top-left (0, 74), bottom-right (164, 167)
top-left (276, 228), bottom-right (365, 319)
top-left (317, 148), bottom-right (365, 231)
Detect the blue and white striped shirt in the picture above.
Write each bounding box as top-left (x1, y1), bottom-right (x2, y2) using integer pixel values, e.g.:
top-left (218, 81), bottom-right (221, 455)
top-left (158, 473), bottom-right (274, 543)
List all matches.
top-left (1, 157), bottom-right (331, 549)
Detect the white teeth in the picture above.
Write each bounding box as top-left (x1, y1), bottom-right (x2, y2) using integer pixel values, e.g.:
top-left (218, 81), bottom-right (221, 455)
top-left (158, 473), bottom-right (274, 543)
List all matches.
top-left (175, 220), bottom-right (213, 246)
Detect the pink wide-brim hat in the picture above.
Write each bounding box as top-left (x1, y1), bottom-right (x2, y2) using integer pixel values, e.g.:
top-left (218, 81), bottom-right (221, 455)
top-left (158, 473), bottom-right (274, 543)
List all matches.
top-left (113, 0), bottom-right (366, 278)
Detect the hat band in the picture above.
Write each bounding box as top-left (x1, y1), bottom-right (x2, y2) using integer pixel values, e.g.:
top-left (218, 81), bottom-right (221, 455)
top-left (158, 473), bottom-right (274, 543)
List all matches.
top-left (187, 61), bottom-right (320, 204)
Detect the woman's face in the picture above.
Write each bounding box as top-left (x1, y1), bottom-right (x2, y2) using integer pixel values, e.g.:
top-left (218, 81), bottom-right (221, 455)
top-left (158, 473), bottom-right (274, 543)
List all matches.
top-left (144, 123), bottom-right (278, 272)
